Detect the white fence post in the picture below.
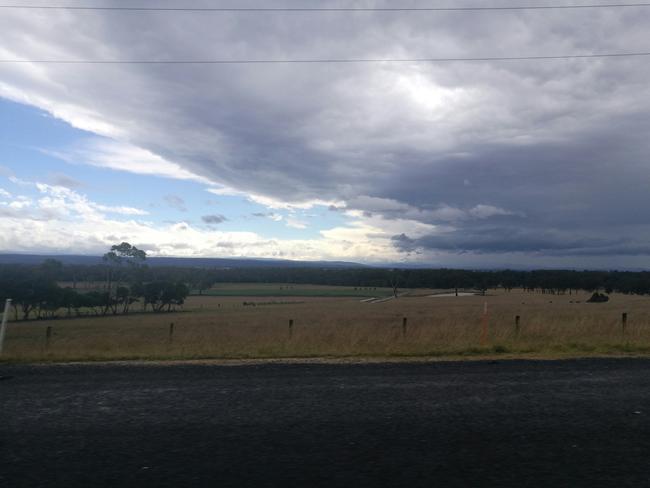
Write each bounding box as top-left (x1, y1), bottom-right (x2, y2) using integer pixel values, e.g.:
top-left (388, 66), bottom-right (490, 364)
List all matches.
top-left (0, 299), bottom-right (12, 355)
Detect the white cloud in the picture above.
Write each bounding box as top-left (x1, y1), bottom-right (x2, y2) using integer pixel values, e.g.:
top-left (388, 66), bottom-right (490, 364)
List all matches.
top-left (285, 218), bottom-right (307, 229)
top-left (345, 197), bottom-right (520, 224)
top-left (0, 177), bottom-right (409, 262)
top-left (468, 204), bottom-right (523, 219)
top-left (48, 138), bottom-right (210, 184)
top-left (35, 183), bottom-right (149, 217)
top-left (8, 176), bottom-right (31, 187)
top-left (0, 200), bottom-right (405, 262)
top-left (0, 182), bottom-right (148, 221)
top-left (93, 204), bottom-right (149, 216)
top-left (7, 196), bottom-right (31, 210)
top-left (206, 186), bottom-right (342, 211)
top-left (252, 212), bottom-right (284, 222)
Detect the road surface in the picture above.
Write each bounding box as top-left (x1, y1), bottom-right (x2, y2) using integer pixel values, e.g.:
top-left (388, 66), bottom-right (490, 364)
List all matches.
top-left (2, 358), bottom-right (650, 487)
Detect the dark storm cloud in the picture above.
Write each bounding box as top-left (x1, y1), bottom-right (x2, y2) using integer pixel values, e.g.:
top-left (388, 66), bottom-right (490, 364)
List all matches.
top-left (392, 227), bottom-right (619, 255)
top-left (3, 1), bottom-right (650, 262)
top-left (394, 228), bottom-right (650, 257)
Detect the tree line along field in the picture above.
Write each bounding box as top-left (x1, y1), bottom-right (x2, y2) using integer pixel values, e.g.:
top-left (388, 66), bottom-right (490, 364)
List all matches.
top-left (6, 242), bottom-right (650, 324)
top-left (3, 288), bottom-right (650, 363)
top-left (59, 282), bottom-right (395, 298)
top-left (193, 283), bottom-right (395, 298)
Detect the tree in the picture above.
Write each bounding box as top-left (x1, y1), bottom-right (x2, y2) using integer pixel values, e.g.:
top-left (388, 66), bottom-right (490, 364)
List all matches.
top-left (39, 259), bottom-right (63, 282)
top-left (60, 287), bottom-right (78, 317)
top-left (103, 242), bottom-right (147, 315)
top-left (34, 281), bottom-right (63, 319)
top-left (84, 291), bottom-right (106, 316)
top-left (103, 242), bottom-right (147, 268)
top-left (192, 271), bottom-right (214, 296)
top-left (474, 275), bottom-right (488, 296)
top-left (115, 285), bottom-right (141, 314)
top-left (144, 281), bottom-right (189, 312)
top-left (14, 277), bottom-right (39, 320)
top-left (388, 270), bottom-right (402, 298)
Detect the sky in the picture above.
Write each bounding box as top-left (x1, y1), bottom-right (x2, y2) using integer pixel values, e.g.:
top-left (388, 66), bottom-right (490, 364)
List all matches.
top-left (1, 1), bottom-right (650, 268)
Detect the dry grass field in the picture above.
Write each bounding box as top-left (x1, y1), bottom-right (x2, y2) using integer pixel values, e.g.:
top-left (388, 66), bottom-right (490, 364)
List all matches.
top-left (3, 287), bottom-right (650, 362)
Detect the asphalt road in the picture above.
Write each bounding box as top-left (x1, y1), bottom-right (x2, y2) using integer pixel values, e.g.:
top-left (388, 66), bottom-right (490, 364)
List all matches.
top-left (2, 358), bottom-right (650, 487)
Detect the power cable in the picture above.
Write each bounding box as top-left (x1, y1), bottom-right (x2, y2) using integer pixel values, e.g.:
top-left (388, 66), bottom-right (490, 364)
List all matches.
top-left (1, 51), bottom-right (649, 64)
top-left (1, 3), bottom-right (650, 12)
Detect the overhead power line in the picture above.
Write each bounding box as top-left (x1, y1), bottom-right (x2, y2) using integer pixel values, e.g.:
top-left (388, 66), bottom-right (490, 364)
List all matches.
top-left (2, 3), bottom-right (650, 12)
top-left (1, 52), bottom-right (650, 64)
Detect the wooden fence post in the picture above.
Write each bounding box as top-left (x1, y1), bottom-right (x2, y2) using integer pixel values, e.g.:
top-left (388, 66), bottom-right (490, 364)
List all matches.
top-left (515, 315), bottom-right (521, 337)
top-left (289, 319), bottom-right (294, 339)
top-left (168, 322), bottom-right (174, 344)
top-left (622, 313), bottom-right (628, 335)
top-left (45, 326), bottom-right (52, 348)
top-left (402, 317), bottom-right (408, 337)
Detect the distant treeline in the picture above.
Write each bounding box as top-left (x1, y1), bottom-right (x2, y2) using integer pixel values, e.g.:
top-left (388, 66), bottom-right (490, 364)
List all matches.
top-left (0, 254), bottom-right (364, 269)
top-left (16, 263), bottom-right (647, 294)
top-left (2, 258), bottom-right (650, 321)
top-left (0, 259), bottom-right (188, 321)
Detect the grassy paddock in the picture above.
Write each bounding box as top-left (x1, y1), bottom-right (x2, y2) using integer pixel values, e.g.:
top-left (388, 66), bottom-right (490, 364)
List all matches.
top-left (3, 289), bottom-right (650, 362)
top-left (191, 283), bottom-right (395, 297)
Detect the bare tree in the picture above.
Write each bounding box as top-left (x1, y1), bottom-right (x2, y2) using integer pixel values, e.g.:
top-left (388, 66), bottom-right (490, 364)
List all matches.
top-left (389, 270), bottom-right (401, 298)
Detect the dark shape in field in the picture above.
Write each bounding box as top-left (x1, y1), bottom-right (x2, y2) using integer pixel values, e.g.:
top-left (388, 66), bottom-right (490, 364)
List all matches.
top-left (587, 292), bottom-right (610, 303)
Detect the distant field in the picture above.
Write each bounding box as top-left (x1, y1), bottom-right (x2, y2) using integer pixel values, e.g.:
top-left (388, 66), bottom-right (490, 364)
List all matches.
top-left (57, 282), bottom-right (396, 298)
top-left (192, 283), bottom-right (394, 298)
top-left (3, 287), bottom-right (650, 363)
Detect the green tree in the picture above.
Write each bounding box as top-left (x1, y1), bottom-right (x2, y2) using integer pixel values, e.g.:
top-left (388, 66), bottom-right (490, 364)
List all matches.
top-left (103, 242), bottom-right (147, 314)
top-left (144, 281), bottom-right (189, 312)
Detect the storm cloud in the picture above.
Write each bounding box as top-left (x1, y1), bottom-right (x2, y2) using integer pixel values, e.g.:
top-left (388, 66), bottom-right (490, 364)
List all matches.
top-left (2, 1), bottom-right (650, 264)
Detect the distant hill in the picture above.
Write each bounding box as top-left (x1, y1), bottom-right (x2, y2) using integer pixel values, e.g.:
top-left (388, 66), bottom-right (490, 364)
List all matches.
top-left (0, 254), bottom-right (366, 269)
